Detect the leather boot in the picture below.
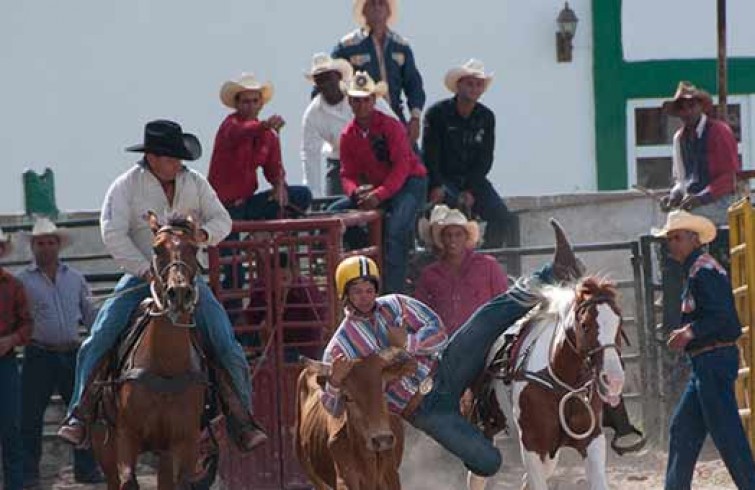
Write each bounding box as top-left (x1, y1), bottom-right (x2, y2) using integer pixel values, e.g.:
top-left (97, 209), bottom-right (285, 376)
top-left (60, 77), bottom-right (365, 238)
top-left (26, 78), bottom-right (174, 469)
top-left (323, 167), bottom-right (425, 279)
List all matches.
top-left (550, 218), bottom-right (585, 281)
top-left (217, 369), bottom-right (268, 452)
top-left (602, 396), bottom-right (646, 455)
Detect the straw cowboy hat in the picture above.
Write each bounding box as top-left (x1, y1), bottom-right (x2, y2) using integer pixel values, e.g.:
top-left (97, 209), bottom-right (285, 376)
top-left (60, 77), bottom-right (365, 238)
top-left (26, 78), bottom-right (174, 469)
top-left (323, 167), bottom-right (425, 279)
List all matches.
top-left (0, 227), bottom-right (12, 257)
top-left (418, 205), bottom-right (480, 250)
top-left (219, 73), bottom-right (274, 109)
top-left (353, 0), bottom-right (398, 28)
top-left (444, 59), bottom-right (494, 94)
top-left (23, 216), bottom-right (72, 249)
top-left (652, 209), bottom-right (717, 245)
top-left (662, 81), bottom-right (714, 117)
top-left (346, 71), bottom-right (388, 98)
top-left (126, 119), bottom-right (201, 161)
top-left (305, 53), bottom-right (353, 83)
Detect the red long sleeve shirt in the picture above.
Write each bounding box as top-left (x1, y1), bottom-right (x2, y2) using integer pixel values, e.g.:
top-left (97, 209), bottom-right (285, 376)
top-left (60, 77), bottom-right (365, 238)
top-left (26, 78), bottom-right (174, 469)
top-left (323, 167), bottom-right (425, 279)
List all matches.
top-left (339, 111), bottom-right (426, 202)
top-left (207, 113), bottom-right (285, 205)
top-left (0, 268), bottom-right (32, 348)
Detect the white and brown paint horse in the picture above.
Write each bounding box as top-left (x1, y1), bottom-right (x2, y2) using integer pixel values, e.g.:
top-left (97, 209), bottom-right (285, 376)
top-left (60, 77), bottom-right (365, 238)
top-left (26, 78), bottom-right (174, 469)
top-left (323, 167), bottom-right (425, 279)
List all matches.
top-left (483, 277), bottom-right (625, 490)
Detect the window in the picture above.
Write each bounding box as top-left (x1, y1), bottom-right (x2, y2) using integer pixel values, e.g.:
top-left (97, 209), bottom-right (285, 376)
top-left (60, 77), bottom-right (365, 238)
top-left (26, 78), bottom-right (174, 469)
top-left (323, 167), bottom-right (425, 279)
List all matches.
top-left (626, 97), bottom-right (751, 189)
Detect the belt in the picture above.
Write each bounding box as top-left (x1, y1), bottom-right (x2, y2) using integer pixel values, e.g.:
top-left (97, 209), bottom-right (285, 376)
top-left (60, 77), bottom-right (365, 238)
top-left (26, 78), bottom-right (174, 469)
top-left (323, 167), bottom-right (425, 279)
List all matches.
top-left (30, 340), bottom-right (80, 353)
top-left (688, 341), bottom-right (737, 358)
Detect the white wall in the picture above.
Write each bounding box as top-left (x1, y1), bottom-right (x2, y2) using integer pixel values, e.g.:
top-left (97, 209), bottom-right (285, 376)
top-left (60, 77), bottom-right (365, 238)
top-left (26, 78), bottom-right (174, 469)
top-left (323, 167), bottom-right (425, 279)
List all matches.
top-left (0, 0), bottom-right (595, 213)
top-left (623, 0), bottom-right (755, 61)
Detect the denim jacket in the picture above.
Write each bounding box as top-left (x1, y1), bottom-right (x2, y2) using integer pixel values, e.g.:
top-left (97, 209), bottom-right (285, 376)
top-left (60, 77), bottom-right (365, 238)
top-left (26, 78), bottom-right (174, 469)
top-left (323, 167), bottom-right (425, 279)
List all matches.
top-left (332, 28), bottom-right (425, 122)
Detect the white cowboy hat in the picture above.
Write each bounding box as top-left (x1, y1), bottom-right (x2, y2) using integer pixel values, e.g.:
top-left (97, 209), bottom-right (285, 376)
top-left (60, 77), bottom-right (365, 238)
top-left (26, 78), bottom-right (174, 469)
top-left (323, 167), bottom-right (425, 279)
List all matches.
top-left (353, 0), bottom-right (398, 28)
top-left (652, 209), bottom-right (717, 245)
top-left (346, 71), bottom-right (388, 98)
top-left (219, 73), bottom-right (274, 109)
top-left (418, 205), bottom-right (480, 250)
top-left (304, 53), bottom-right (353, 83)
top-left (23, 216), bottom-right (71, 249)
top-left (0, 227), bottom-right (12, 257)
top-left (444, 59), bottom-right (494, 94)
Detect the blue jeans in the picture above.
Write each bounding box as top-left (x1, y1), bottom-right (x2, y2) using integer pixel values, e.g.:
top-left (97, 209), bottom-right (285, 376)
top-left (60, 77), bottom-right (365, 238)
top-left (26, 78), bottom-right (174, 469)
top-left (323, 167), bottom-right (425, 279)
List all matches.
top-left (328, 176), bottom-right (427, 294)
top-left (441, 179), bottom-right (511, 248)
top-left (665, 346), bottom-right (755, 489)
top-left (69, 274), bottom-right (253, 416)
top-left (408, 266), bottom-right (552, 476)
top-left (21, 345), bottom-right (100, 482)
top-left (226, 185), bottom-right (313, 222)
top-left (0, 356), bottom-right (23, 490)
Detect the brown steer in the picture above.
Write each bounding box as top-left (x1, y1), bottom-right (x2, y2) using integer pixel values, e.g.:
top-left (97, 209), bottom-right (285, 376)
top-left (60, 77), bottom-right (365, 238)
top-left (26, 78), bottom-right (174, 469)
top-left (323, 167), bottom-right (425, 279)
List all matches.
top-left (294, 348), bottom-right (417, 490)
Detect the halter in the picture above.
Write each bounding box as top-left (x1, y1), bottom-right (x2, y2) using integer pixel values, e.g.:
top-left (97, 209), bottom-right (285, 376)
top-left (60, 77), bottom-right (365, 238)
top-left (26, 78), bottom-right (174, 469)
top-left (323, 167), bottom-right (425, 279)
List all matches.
top-left (521, 292), bottom-right (622, 440)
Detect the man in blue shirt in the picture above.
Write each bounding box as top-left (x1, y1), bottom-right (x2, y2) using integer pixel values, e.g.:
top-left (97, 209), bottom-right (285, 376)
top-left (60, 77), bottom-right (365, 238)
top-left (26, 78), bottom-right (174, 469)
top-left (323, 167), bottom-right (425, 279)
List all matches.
top-left (332, 0), bottom-right (425, 142)
top-left (17, 218), bottom-right (104, 486)
top-left (654, 210), bottom-right (755, 489)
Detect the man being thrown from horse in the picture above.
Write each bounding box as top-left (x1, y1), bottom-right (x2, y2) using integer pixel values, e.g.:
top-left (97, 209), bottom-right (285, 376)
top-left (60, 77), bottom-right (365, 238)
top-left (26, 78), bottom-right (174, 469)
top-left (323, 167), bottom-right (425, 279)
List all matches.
top-left (323, 222), bottom-right (643, 489)
top-left (57, 119), bottom-right (267, 452)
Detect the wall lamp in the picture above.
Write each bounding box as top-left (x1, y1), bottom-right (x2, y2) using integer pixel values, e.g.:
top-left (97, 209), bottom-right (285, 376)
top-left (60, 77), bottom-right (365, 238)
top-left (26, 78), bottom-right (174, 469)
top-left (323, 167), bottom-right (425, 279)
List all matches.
top-left (556, 2), bottom-right (579, 62)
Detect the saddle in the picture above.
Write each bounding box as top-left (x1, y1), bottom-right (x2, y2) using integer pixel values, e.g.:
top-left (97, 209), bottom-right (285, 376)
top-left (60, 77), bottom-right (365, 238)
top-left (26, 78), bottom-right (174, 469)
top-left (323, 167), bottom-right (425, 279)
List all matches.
top-left (470, 315), bottom-right (538, 438)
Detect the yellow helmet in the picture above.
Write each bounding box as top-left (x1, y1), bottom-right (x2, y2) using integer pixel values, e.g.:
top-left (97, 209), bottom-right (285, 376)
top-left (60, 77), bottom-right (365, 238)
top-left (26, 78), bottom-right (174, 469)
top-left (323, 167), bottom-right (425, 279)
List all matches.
top-left (335, 255), bottom-right (380, 298)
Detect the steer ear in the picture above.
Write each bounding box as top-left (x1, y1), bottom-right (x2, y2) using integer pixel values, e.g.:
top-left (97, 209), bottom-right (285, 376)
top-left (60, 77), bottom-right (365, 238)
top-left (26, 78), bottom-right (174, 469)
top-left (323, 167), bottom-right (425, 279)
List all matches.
top-left (380, 348), bottom-right (418, 380)
top-left (301, 356), bottom-right (331, 377)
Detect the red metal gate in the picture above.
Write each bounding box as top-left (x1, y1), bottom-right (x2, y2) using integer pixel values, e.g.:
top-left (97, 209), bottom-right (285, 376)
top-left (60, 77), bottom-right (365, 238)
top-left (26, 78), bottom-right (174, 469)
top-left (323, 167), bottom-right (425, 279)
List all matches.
top-left (207, 211), bottom-right (382, 489)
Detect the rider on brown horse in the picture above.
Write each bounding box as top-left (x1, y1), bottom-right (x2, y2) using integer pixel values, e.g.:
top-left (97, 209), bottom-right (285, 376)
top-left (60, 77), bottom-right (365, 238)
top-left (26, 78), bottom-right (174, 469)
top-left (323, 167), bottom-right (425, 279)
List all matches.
top-left (57, 120), bottom-right (266, 452)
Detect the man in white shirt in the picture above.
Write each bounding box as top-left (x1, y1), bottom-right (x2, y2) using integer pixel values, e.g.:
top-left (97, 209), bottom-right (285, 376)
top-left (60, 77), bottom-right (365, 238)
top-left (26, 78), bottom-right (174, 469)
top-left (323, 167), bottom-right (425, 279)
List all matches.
top-left (57, 120), bottom-right (266, 451)
top-left (301, 53), bottom-right (396, 197)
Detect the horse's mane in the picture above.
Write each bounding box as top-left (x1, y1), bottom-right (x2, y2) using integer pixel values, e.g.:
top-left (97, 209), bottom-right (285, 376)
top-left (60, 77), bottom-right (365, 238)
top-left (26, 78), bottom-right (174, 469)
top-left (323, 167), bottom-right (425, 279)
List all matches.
top-left (163, 212), bottom-right (195, 235)
top-left (517, 275), bottom-right (619, 322)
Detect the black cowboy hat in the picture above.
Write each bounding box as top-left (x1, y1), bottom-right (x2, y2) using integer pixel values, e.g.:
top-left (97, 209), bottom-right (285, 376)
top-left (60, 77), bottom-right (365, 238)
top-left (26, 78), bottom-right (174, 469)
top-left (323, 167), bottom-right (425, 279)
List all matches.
top-left (125, 119), bottom-right (202, 161)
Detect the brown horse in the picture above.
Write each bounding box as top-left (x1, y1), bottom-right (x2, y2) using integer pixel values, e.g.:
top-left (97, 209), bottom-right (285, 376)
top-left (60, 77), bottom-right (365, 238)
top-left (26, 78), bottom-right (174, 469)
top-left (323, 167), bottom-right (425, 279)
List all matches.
top-left (486, 278), bottom-right (625, 490)
top-left (92, 212), bottom-right (208, 490)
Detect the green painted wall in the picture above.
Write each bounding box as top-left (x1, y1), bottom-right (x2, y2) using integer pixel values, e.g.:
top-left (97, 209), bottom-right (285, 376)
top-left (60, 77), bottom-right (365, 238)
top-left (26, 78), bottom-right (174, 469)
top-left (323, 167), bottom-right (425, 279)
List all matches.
top-left (592, 0), bottom-right (755, 190)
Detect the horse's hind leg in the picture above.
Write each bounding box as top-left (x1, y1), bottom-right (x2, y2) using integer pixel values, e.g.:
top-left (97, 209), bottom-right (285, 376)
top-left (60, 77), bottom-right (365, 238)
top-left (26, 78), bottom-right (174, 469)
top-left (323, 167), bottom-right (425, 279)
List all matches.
top-left (584, 434), bottom-right (609, 490)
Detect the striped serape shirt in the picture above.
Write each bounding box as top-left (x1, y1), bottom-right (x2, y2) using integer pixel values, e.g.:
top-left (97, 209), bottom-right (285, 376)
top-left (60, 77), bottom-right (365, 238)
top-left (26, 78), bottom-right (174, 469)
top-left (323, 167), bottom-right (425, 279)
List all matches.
top-left (321, 294), bottom-right (448, 417)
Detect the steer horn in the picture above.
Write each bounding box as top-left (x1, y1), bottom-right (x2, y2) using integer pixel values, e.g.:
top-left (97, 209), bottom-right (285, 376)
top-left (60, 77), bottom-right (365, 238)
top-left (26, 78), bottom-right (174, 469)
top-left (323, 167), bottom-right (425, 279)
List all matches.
top-left (550, 218), bottom-right (585, 281)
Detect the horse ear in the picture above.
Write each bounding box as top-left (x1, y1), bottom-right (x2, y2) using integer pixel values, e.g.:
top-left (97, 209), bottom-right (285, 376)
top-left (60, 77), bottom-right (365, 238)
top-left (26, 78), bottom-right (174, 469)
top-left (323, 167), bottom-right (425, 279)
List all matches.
top-left (145, 211), bottom-right (161, 234)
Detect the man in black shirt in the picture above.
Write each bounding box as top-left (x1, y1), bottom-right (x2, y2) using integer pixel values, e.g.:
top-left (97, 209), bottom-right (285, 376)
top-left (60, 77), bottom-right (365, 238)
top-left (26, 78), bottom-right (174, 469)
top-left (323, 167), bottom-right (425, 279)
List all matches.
top-left (422, 59), bottom-right (510, 248)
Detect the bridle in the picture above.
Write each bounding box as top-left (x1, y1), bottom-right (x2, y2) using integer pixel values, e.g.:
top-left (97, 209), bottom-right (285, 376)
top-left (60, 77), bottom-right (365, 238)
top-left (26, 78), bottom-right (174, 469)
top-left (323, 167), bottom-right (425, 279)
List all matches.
top-left (149, 226), bottom-right (199, 327)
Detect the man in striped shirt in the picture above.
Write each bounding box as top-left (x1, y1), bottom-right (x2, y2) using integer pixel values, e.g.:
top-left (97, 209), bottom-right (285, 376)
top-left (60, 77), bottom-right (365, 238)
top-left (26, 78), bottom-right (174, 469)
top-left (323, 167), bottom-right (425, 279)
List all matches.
top-left (322, 240), bottom-right (581, 484)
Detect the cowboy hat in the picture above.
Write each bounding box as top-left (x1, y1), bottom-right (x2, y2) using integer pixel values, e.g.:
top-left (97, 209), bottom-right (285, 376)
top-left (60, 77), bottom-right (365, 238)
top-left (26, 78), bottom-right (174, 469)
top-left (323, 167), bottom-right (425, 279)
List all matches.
top-left (652, 209), bottom-right (717, 245)
top-left (125, 120), bottom-right (202, 161)
top-left (353, 0), bottom-right (398, 28)
top-left (0, 227), bottom-right (12, 257)
top-left (22, 216), bottom-right (72, 249)
top-left (305, 53), bottom-right (353, 83)
top-left (346, 71), bottom-right (388, 98)
top-left (662, 81), bottom-right (714, 117)
top-left (418, 205), bottom-right (480, 250)
top-left (444, 59), bottom-right (494, 94)
top-left (220, 73), bottom-right (274, 109)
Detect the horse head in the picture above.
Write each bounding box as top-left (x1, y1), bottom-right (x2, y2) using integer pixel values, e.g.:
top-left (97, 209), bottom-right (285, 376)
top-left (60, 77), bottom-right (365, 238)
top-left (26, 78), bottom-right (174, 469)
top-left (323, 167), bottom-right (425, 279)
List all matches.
top-left (572, 278), bottom-right (624, 407)
top-left (146, 211), bottom-right (200, 319)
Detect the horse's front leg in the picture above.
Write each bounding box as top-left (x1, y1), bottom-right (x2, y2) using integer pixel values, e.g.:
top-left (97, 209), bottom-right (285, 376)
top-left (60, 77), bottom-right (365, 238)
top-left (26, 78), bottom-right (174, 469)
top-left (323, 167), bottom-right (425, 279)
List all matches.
top-left (584, 433), bottom-right (609, 490)
top-left (520, 447), bottom-right (550, 490)
top-left (116, 430), bottom-right (140, 490)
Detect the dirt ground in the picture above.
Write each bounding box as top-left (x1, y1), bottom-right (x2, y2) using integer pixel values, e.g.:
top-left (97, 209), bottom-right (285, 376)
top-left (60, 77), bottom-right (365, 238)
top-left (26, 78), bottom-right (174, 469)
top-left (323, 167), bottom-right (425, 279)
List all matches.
top-left (10, 428), bottom-right (735, 490)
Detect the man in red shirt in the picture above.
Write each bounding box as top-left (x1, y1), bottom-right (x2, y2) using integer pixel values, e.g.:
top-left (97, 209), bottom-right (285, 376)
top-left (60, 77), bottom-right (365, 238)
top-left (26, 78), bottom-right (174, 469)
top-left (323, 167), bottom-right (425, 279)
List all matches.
top-left (208, 73), bottom-right (312, 221)
top-left (0, 228), bottom-right (32, 490)
top-left (328, 71), bottom-right (427, 293)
